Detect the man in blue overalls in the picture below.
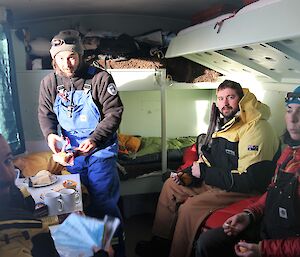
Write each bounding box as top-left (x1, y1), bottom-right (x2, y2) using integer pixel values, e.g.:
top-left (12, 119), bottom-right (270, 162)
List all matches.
top-left (38, 30), bottom-right (125, 256)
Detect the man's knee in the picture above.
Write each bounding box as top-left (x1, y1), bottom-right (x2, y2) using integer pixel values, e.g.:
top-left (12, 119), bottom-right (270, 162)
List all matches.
top-left (195, 230), bottom-right (211, 253)
top-left (162, 177), bottom-right (175, 190)
top-left (177, 195), bottom-right (200, 218)
top-left (195, 228), bottom-right (220, 257)
top-left (177, 200), bottom-right (190, 218)
top-left (159, 178), bottom-right (178, 201)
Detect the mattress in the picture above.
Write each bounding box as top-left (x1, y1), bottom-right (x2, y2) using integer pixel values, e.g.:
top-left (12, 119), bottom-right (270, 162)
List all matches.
top-left (117, 135), bottom-right (196, 180)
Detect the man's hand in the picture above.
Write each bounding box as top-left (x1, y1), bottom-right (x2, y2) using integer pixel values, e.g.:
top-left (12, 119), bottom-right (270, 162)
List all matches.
top-left (223, 212), bottom-right (251, 236)
top-left (191, 161), bottom-right (201, 178)
top-left (47, 134), bottom-right (63, 153)
top-left (92, 245), bottom-right (114, 257)
top-left (234, 241), bottom-right (261, 257)
top-left (170, 171), bottom-right (183, 185)
top-left (77, 138), bottom-right (97, 153)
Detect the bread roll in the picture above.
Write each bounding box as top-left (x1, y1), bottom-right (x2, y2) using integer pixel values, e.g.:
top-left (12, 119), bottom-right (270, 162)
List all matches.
top-left (31, 170), bottom-right (52, 185)
top-left (35, 170), bottom-right (51, 177)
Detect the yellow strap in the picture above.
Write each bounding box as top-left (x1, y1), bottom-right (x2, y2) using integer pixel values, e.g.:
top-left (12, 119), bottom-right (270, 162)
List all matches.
top-left (19, 187), bottom-right (31, 198)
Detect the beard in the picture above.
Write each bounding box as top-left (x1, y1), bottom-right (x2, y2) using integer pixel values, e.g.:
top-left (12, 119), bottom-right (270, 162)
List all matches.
top-left (221, 106), bottom-right (239, 121)
top-left (58, 68), bottom-right (75, 78)
top-left (53, 61), bottom-right (79, 78)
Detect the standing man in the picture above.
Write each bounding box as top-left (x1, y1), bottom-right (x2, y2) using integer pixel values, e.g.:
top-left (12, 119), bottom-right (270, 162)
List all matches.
top-left (38, 30), bottom-right (124, 256)
top-left (136, 80), bottom-right (280, 257)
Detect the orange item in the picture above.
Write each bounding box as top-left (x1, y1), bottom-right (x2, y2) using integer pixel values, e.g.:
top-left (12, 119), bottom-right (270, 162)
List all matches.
top-left (118, 134), bottom-right (141, 154)
top-left (63, 179), bottom-right (77, 189)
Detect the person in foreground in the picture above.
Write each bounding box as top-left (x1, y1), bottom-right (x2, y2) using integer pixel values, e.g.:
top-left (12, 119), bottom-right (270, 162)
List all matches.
top-left (38, 30), bottom-right (124, 256)
top-left (136, 80), bottom-right (280, 257)
top-left (195, 86), bottom-right (300, 257)
top-left (0, 133), bottom-right (112, 257)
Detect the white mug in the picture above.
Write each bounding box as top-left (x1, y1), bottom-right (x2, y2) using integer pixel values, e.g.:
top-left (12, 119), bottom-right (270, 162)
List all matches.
top-left (60, 188), bottom-right (80, 212)
top-left (44, 191), bottom-right (64, 215)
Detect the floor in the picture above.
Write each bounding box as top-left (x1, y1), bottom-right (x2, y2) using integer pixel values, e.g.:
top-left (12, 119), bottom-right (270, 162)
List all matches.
top-left (124, 213), bottom-right (154, 257)
top-left (120, 193), bottom-right (159, 257)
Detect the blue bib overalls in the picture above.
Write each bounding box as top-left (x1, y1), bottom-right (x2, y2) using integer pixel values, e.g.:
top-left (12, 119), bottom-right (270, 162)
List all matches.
top-left (53, 82), bottom-right (125, 256)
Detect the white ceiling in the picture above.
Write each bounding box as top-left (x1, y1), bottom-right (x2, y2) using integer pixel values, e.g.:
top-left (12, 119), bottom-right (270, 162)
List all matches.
top-left (0, 0), bottom-right (237, 22)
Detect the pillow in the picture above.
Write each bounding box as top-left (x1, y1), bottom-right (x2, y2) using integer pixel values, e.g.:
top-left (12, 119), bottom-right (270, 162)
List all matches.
top-left (13, 151), bottom-right (67, 177)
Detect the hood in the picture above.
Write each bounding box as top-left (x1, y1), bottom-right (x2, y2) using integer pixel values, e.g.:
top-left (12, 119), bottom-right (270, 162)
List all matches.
top-left (238, 88), bottom-right (271, 123)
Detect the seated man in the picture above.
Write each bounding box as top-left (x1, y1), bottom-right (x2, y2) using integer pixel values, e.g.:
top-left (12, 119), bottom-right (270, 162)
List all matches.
top-left (136, 80), bottom-right (280, 257)
top-left (0, 133), bottom-right (111, 257)
top-left (195, 86), bottom-right (300, 257)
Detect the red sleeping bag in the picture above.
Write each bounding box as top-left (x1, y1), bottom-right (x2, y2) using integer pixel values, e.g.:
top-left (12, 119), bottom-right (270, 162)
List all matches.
top-left (203, 196), bottom-right (260, 230)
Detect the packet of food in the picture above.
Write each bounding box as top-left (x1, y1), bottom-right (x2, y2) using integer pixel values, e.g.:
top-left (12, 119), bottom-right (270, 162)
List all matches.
top-left (52, 150), bottom-right (75, 166)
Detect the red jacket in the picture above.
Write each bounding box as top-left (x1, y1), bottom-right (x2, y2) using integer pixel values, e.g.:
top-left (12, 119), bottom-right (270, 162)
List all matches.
top-left (246, 145), bottom-right (300, 257)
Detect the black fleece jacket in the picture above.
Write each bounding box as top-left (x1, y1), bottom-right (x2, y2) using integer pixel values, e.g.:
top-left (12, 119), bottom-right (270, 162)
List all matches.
top-left (38, 65), bottom-right (123, 147)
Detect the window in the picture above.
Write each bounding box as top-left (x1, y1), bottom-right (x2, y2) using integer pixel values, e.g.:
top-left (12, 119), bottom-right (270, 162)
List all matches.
top-left (0, 24), bottom-right (25, 154)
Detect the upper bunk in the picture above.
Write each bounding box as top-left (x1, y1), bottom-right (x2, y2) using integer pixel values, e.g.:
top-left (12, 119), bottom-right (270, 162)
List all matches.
top-left (165, 0), bottom-right (300, 89)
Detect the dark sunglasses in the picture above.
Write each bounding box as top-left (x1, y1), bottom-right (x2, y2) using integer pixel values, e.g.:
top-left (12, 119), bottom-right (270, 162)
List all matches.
top-left (285, 92), bottom-right (300, 103)
top-left (51, 37), bottom-right (78, 47)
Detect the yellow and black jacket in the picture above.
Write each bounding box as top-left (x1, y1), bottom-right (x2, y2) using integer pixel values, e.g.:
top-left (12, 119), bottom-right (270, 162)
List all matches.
top-left (0, 185), bottom-right (59, 257)
top-left (200, 89), bottom-right (280, 193)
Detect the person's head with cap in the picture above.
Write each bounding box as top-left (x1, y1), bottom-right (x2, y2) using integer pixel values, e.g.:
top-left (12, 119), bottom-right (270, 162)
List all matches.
top-left (284, 86), bottom-right (300, 145)
top-left (50, 30), bottom-right (83, 77)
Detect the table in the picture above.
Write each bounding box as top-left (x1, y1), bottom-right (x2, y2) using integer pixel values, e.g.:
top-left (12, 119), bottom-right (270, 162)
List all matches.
top-left (15, 174), bottom-right (83, 216)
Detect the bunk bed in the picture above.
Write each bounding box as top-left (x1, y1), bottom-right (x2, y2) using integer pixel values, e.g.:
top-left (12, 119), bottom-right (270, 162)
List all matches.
top-left (166, 0), bottom-right (300, 89)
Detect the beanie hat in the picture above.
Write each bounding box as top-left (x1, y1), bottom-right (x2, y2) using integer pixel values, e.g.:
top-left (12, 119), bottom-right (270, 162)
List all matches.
top-left (285, 86), bottom-right (300, 105)
top-left (50, 30), bottom-right (83, 58)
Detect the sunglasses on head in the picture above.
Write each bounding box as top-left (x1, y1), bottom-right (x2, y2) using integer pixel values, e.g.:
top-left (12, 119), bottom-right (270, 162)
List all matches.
top-left (51, 37), bottom-right (79, 47)
top-left (285, 92), bottom-right (300, 103)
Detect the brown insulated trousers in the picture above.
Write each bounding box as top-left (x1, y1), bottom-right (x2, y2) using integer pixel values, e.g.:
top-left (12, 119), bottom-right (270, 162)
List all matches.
top-left (152, 178), bottom-right (253, 257)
